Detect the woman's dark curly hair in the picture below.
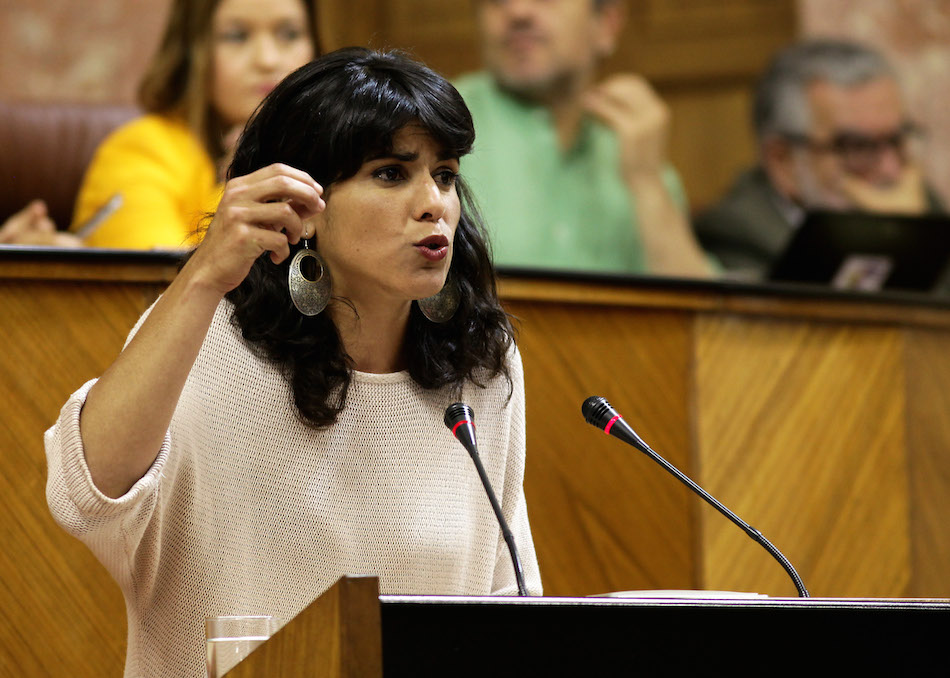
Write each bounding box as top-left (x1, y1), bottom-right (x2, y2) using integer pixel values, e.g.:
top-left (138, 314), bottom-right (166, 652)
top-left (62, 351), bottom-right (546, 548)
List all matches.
top-left (224, 46), bottom-right (513, 428)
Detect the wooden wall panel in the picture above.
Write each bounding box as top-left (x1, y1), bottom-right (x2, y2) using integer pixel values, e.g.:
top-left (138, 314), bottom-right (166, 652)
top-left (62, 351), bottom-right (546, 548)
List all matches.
top-left (316, 0), bottom-right (796, 213)
top-left (0, 279), bottom-right (161, 677)
top-left (506, 300), bottom-right (696, 596)
top-left (665, 85), bottom-right (759, 211)
top-left (694, 315), bottom-right (910, 597)
top-left (904, 327), bottom-right (950, 598)
top-left (615, 0), bottom-right (796, 82)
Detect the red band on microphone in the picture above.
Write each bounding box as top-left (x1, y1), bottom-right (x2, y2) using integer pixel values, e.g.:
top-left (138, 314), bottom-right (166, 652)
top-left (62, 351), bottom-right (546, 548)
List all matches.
top-left (604, 415), bottom-right (621, 435)
top-left (452, 419), bottom-right (474, 438)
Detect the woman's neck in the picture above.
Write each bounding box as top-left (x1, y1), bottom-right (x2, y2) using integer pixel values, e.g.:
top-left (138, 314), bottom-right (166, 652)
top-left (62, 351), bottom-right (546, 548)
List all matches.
top-left (329, 300), bottom-right (411, 374)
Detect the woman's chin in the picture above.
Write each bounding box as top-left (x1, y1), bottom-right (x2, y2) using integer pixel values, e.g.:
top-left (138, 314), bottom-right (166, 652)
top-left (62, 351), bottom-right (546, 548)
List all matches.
top-left (414, 286), bottom-right (445, 302)
top-left (411, 272), bottom-right (450, 301)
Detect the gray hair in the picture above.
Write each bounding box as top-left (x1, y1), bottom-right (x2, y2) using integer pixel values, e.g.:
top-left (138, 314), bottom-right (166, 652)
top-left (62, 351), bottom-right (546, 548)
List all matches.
top-left (754, 39), bottom-right (896, 140)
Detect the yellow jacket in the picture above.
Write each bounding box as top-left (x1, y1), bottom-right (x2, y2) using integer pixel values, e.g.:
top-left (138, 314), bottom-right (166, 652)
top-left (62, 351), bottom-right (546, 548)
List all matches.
top-left (71, 114), bottom-right (223, 250)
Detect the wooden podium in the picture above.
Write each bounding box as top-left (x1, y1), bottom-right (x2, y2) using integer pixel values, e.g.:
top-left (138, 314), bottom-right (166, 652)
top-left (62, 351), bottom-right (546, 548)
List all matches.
top-left (227, 575), bottom-right (950, 675)
top-left (6, 247), bottom-right (950, 676)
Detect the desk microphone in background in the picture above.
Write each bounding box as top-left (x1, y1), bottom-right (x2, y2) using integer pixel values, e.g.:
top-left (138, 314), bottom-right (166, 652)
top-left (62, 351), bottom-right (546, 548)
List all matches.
top-left (74, 192), bottom-right (123, 240)
top-left (445, 402), bottom-right (529, 596)
top-left (581, 395), bottom-right (810, 598)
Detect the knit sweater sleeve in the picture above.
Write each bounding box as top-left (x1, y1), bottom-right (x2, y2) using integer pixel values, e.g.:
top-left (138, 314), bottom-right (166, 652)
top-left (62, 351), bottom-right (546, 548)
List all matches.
top-left (44, 301), bottom-right (173, 593)
top-left (489, 345), bottom-right (542, 596)
top-left (44, 378), bottom-right (171, 592)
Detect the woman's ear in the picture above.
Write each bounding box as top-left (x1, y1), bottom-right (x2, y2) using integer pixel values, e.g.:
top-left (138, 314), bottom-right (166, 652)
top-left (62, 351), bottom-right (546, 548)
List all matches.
top-left (306, 184), bottom-right (331, 238)
top-left (304, 211), bottom-right (325, 241)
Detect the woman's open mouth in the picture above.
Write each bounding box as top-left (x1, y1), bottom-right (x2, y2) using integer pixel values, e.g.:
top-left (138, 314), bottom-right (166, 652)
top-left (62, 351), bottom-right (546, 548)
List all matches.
top-left (414, 235), bottom-right (450, 261)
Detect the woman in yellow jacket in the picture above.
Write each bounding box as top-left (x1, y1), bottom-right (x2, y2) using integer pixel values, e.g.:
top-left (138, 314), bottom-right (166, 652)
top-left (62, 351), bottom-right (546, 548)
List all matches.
top-left (73, 0), bottom-right (319, 250)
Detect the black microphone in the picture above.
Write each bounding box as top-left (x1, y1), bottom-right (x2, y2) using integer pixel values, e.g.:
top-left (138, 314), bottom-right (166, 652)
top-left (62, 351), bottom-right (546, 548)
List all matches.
top-left (582, 396), bottom-right (809, 598)
top-left (445, 402), bottom-right (529, 596)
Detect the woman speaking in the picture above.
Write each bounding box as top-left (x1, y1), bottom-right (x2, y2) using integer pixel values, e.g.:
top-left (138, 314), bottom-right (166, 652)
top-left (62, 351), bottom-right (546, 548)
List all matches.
top-left (46, 47), bottom-right (541, 677)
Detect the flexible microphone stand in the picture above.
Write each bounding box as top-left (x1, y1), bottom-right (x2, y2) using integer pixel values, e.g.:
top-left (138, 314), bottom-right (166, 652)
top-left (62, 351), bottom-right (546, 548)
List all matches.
top-left (583, 396), bottom-right (809, 598)
top-left (445, 402), bottom-right (529, 597)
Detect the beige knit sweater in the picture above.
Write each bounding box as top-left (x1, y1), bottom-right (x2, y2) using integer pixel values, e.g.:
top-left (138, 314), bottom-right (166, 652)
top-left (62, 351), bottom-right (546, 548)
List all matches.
top-left (45, 300), bottom-right (541, 677)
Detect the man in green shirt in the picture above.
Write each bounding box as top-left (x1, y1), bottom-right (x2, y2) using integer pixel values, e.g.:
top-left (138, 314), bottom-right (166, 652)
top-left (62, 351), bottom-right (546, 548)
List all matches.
top-left (456, 0), bottom-right (711, 277)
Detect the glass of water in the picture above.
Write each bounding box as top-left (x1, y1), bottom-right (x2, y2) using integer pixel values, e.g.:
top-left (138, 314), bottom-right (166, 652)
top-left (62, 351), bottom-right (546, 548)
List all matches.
top-left (205, 615), bottom-right (275, 678)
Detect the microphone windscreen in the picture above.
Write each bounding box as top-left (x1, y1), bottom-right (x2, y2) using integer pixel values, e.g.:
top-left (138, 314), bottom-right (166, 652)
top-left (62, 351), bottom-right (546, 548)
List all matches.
top-left (581, 396), bottom-right (615, 429)
top-left (444, 402), bottom-right (474, 431)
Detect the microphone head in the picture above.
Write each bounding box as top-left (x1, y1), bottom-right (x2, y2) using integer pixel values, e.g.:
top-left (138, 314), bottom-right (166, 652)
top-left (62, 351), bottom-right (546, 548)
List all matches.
top-left (444, 402), bottom-right (475, 431)
top-left (445, 402), bottom-right (478, 457)
top-left (581, 396), bottom-right (616, 429)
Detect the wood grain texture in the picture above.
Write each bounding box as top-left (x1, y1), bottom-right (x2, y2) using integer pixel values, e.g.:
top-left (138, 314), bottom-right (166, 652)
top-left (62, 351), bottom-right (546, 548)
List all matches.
top-left (225, 576), bottom-right (382, 678)
top-left (8, 254), bottom-right (950, 676)
top-left (506, 300), bottom-right (697, 596)
top-left (694, 315), bottom-right (910, 597)
top-left (665, 85), bottom-right (759, 210)
top-left (0, 278), bottom-right (161, 677)
top-left (904, 327), bottom-right (950, 597)
top-left (617, 0), bottom-right (797, 81)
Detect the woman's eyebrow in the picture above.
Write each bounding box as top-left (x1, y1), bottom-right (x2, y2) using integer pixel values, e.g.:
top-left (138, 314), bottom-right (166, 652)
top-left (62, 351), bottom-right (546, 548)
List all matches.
top-left (366, 150), bottom-right (417, 162)
top-left (366, 149), bottom-right (459, 163)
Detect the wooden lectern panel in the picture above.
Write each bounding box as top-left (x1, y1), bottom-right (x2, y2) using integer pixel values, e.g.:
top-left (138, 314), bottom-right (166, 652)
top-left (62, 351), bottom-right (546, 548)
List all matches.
top-left (695, 315), bottom-right (910, 597)
top-left (8, 253), bottom-right (950, 676)
top-left (249, 576), bottom-right (950, 676)
top-left (904, 327), bottom-right (950, 597)
top-left (506, 300), bottom-right (696, 596)
top-left (226, 576), bottom-right (382, 678)
top-left (0, 277), bottom-right (162, 677)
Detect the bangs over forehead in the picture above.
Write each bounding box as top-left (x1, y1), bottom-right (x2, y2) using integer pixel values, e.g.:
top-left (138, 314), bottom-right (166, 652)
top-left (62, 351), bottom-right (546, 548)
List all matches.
top-left (334, 59), bottom-right (474, 168)
top-left (230, 47), bottom-right (475, 186)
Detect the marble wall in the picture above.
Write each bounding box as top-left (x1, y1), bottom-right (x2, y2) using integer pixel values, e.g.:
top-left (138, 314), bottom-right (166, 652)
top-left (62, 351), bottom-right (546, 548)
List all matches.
top-left (800, 0), bottom-right (950, 206)
top-left (0, 0), bottom-right (169, 104)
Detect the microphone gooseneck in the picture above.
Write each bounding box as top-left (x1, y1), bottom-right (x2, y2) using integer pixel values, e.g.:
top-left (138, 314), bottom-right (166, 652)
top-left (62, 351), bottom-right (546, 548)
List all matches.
top-left (582, 396), bottom-right (810, 598)
top-left (445, 402), bottom-right (529, 597)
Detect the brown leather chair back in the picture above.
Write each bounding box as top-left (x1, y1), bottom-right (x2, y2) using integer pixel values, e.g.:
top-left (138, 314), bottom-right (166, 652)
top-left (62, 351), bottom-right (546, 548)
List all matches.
top-left (0, 100), bottom-right (138, 229)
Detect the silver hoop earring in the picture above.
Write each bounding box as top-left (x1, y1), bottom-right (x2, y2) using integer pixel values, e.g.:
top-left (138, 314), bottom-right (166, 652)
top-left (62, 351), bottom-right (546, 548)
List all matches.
top-left (416, 274), bottom-right (460, 323)
top-left (288, 240), bottom-right (330, 316)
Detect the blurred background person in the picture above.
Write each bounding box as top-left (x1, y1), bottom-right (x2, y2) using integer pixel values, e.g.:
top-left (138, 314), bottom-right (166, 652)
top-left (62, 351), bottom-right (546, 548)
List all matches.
top-left (0, 199), bottom-right (81, 246)
top-left (455, 0), bottom-right (713, 277)
top-left (70, 0), bottom-right (318, 250)
top-left (694, 38), bottom-right (943, 279)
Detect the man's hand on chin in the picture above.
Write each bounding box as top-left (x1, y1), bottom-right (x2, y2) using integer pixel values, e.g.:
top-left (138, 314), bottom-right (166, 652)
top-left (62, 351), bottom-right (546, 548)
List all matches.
top-left (840, 164), bottom-right (928, 214)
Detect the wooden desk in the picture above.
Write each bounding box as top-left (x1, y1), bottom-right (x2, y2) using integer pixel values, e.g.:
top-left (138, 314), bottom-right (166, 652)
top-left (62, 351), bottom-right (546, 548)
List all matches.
top-left (4, 248), bottom-right (950, 676)
top-left (229, 575), bottom-right (950, 676)
top-left (500, 271), bottom-right (950, 602)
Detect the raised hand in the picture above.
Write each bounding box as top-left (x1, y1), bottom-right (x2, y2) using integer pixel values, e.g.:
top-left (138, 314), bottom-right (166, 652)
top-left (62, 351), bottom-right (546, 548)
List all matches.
top-left (81, 163), bottom-right (324, 498)
top-left (583, 73), bottom-right (671, 183)
top-left (840, 163), bottom-right (928, 214)
top-left (187, 163), bottom-right (325, 295)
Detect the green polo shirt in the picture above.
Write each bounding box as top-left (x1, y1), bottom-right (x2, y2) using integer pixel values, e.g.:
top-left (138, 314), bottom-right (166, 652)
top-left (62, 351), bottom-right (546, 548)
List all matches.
top-left (455, 72), bottom-right (689, 274)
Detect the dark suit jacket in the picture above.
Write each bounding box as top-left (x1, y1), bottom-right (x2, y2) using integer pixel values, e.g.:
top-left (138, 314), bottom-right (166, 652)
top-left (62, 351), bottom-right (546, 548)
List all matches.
top-left (693, 167), bottom-right (793, 279)
top-left (694, 166), bottom-right (947, 282)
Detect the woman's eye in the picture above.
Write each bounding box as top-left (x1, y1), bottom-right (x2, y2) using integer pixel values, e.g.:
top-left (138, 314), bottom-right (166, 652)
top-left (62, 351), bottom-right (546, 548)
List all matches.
top-left (374, 167), bottom-right (404, 182)
top-left (217, 28), bottom-right (248, 44)
top-left (435, 169), bottom-right (458, 187)
top-left (276, 24), bottom-right (305, 43)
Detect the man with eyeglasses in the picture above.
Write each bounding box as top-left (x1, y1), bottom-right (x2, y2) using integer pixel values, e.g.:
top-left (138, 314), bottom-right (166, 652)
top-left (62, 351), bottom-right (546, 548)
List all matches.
top-left (694, 38), bottom-right (944, 279)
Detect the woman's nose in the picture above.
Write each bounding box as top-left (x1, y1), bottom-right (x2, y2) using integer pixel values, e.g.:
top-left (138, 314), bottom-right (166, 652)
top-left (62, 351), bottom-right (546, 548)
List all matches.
top-left (415, 177), bottom-right (446, 222)
top-left (252, 34), bottom-right (281, 70)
